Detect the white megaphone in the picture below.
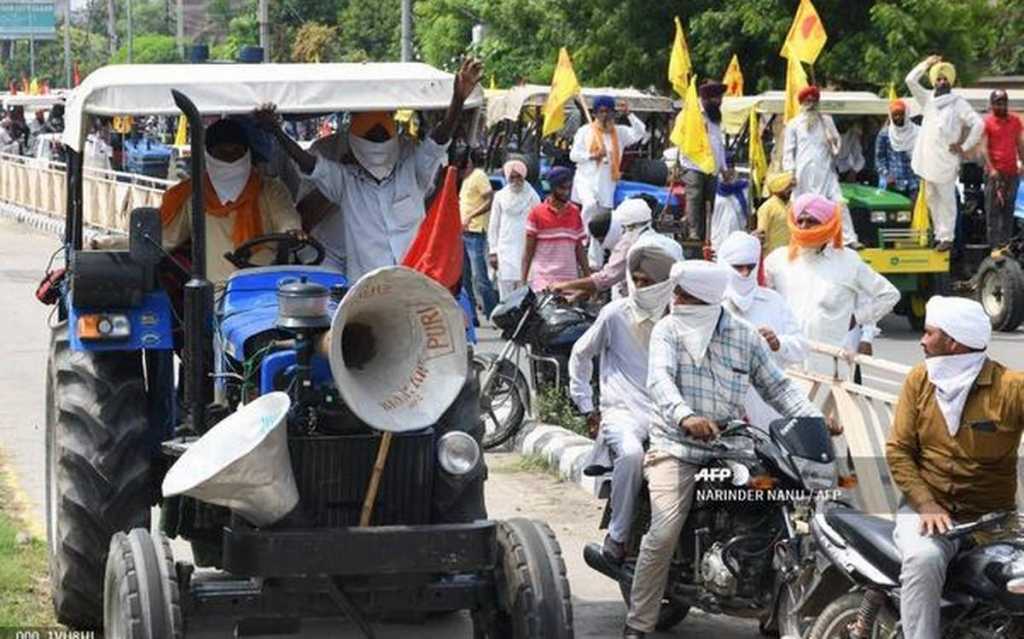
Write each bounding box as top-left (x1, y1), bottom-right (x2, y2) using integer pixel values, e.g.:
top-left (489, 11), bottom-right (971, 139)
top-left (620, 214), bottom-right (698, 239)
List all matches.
top-left (161, 392), bottom-right (298, 527)
top-left (326, 266), bottom-right (468, 433)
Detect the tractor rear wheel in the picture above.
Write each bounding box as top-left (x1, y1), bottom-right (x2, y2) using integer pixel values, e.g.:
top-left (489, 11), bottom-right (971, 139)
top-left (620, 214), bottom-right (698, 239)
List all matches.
top-left (976, 257), bottom-right (1024, 332)
top-left (46, 324), bottom-right (154, 629)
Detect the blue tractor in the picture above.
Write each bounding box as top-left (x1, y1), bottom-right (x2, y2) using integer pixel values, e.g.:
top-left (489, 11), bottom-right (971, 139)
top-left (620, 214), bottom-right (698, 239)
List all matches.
top-left (45, 64), bottom-right (572, 637)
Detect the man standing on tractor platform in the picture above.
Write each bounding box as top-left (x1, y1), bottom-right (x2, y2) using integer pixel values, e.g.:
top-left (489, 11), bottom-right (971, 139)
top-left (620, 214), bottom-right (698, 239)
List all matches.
top-left (782, 85), bottom-right (861, 249)
top-left (906, 55), bottom-right (984, 252)
top-left (569, 95), bottom-right (647, 268)
top-left (875, 99), bottom-right (919, 202)
top-left (675, 81), bottom-right (728, 243)
top-left (755, 171), bottom-right (795, 254)
top-left (254, 58), bottom-right (483, 282)
top-left (981, 89), bottom-right (1024, 257)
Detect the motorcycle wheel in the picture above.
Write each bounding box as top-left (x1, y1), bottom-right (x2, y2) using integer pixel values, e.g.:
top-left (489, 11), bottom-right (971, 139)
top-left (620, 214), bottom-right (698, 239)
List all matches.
top-left (473, 352), bottom-right (529, 450)
top-left (806, 593), bottom-right (898, 639)
top-left (617, 564), bottom-right (690, 632)
top-left (771, 581), bottom-right (812, 638)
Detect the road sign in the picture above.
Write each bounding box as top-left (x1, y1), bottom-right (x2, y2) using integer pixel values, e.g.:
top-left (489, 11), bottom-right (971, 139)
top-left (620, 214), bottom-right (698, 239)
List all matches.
top-left (0, 1), bottom-right (56, 40)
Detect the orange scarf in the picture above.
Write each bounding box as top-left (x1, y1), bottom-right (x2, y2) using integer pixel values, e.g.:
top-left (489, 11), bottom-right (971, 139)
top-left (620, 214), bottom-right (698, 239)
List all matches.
top-left (786, 204), bottom-right (843, 261)
top-left (159, 172), bottom-right (264, 247)
top-left (588, 119), bottom-right (621, 180)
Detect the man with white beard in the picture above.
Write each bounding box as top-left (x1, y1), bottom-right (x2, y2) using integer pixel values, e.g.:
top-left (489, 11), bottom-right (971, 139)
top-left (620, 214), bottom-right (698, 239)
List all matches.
top-left (488, 159), bottom-right (541, 300)
top-left (568, 234), bottom-right (682, 565)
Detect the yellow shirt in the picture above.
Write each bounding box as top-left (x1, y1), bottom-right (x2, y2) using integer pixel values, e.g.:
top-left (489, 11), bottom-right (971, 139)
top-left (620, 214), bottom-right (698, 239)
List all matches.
top-left (756, 195), bottom-right (791, 255)
top-left (460, 168), bottom-right (493, 233)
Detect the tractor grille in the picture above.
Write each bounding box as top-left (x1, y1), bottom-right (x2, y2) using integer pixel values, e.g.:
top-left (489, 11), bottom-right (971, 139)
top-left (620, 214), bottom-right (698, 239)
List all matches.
top-left (288, 431), bottom-right (435, 528)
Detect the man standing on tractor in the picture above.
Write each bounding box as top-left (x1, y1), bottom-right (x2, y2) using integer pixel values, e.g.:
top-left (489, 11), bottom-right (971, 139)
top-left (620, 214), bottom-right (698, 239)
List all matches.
top-left (569, 95), bottom-right (647, 267)
top-left (981, 89), bottom-right (1024, 257)
top-left (905, 55), bottom-right (984, 252)
top-left (675, 81), bottom-right (728, 243)
top-left (783, 85), bottom-right (861, 249)
top-left (254, 58), bottom-right (483, 282)
top-left (875, 99), bottom-right (919, 202)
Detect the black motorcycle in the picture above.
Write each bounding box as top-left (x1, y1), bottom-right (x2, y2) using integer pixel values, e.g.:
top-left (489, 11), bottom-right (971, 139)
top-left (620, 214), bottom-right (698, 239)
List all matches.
top-left (801, 504), bottom-right (1024, 638)
top-left (583, 417), bottom-right (840, 634)
top-left (475, 287), bottom-right (596, 449)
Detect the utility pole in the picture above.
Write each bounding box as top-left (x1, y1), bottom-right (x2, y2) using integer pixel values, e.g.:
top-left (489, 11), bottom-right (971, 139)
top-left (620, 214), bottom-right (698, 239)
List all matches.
top-left (176, 0), bottom-right (184, 59)
top-left (106, 0), bottom-right (116, 57)
top-left (127, 0), bottom-right (133, 62)
top-left (401, 0), bottom-right (413, 62)
top-left (63, 0), bottom-right (71, 87)
top-left (258, 0), bottom-right (269, 62)
top-left (29, 37), bottom-right (34, 78)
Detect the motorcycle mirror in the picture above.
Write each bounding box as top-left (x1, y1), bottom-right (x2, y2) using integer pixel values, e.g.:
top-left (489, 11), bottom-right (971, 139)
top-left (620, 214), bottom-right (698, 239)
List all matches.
top-left (1007, 577), bottom-right (1024, 594)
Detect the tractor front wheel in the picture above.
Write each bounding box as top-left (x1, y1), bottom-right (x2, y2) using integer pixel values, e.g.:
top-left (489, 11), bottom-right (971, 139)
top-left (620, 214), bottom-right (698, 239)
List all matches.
top-left (976, 257), bottom-right (1024, 332)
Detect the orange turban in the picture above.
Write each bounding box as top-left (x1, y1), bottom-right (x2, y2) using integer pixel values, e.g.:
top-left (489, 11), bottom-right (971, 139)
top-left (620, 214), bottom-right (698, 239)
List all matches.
top-left (350, 111), bottom-right (397, 139)
top-left (797, 85), bottom-right (821, 104)
top-left (889, 99), bottom-right (906, 114)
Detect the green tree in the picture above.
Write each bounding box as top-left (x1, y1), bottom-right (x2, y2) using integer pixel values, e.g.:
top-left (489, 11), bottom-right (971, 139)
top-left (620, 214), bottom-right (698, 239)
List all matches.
top-left (337, 0), bottom-right (401, 62)
top-left (112, 34), bottom-right (180, 64)
top-left (290, 22), bottom-right (341, 63)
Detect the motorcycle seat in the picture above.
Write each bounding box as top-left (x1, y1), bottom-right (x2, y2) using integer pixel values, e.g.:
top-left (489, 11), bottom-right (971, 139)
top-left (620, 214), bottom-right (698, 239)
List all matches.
top-left (825, 506), bottom-right (901, 580)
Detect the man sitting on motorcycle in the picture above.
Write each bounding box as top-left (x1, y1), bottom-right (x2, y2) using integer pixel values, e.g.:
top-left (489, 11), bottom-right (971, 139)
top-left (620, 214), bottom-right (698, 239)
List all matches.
top-left (622, 260), bottom-right (822, 638)
top-left (886, 296), bottom-right (1024, 639)
top-left (568, 234), bottom-right (683, 565)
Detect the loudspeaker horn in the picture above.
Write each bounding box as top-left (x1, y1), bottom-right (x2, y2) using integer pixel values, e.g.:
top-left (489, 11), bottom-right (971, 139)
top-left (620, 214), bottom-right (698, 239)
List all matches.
top-left (161, 392), bottom-right (298, 527)
top-left (327, 266), bottom-right (468, 433)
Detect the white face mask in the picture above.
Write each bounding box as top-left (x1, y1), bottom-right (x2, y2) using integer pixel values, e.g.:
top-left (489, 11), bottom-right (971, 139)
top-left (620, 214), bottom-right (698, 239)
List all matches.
top-left (629, 278), bottom-right (675, 322)
top-left (725, 267), bottom-right (758, 312)
top-left (205, 150), bottom-right (251, 204)
top-left (924, 352), bottom-right (987, 436)
top-left (670, 304), bottom-right (722, 366)
top-left (348, 133), bottom-right (399, 181)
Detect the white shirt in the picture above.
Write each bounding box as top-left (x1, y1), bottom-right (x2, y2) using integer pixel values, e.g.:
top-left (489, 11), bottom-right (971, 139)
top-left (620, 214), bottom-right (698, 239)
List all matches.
top-left (764, 245), bottom-right (900, 361)
top-left (836, 129), bottom-right (865, 174)
top-left (783, 111), bottom-right (843, 201)
top-left (906, 61), bottom-right (985, 185)
top-left (725, 288), bottom-right (807, 429)
top-left (710, 193), bottom-right (746, 250)
top-left (487, 184), bottom-right (540, 281)
top-left (307, 137), bottom-right (448, 282)
top-left (679, 118), bottom-right (727, 176)
top-left (84, 134), bottom-right (113, 170)
top-left (569, 114), bottom-right (647, 208)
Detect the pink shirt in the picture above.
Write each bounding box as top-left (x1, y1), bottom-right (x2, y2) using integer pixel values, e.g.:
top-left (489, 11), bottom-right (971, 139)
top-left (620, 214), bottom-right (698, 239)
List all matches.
top-left (525, 200), bottom-right (585, 290)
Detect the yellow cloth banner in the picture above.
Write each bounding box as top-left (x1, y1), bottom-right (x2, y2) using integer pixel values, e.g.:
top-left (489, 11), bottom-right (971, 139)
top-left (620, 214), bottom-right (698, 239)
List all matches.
top-left (911, 180), bottom-right (930, 246)
top-left (28, 78), bottom-right (38, 95)
top-left (748, 108), bottom-right (768, 196)
top-left (174, 116), bottom-right (188, 147)
top-left (723, 54), bottom-right (744, 97)
top-left (784, 52), bottom-right (808, 123)
top-left (671, 79), bottom-right (716, 174)
top-left (780, 0), bottom-right (827, 64)
top-left (668, 16), bottom-right (692, 99)
top-left (113, 115), bottom-right (134, 134)
top-left (888, 82), bottom-right (898, 101)
top-left (542, 48), bottom-right (581, 138)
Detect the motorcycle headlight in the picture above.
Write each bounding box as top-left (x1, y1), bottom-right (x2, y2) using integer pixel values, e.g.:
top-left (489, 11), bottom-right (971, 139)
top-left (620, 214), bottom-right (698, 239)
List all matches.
top-left (870, 210), bottom-right (887, 224)
top-left (895, 210), bottom-right (912, 223)
top-left (438, 432), bottom-right (481, 476)
top-left (791, 456), bottom-right (838, 492)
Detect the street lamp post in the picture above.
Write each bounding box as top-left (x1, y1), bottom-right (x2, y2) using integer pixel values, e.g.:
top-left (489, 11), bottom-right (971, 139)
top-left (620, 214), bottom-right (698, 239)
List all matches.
top-left (127, 0), bottom-right (133, 63)
top-left (400, 0), bottom-right (412, 62)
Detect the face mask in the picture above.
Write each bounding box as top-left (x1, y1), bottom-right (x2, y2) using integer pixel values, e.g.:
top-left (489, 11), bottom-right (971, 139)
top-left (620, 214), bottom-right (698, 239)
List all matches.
top-left (725, 268), bottom-right (758, 312)
top-left (629, 278), bottom-right (675, 323)
top-left (349, 133), bottom-right (399, 181)
top-left (205, 150), bottom-right (251, 204)
top-left (670, 304), bottom-right (722, 366)
top-left (924, 352), bottom-right (987, 436)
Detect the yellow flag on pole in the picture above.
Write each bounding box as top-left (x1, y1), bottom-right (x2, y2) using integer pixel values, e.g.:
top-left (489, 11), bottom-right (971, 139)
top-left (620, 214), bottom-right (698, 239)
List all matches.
top-left (723, 54), bottom-right (744, 97)
top-left (671, 78), bottom-right (716, 174)
top-left (29, 78), bottom-right (39, 95)
top-left (542, 48), bottom-right (581, 138)
top-left (784, 51), bottom-right (809, 123)
top-left (174, 115), bottom-right (188, 147)
top-left (748, 108), bottom-right (767, 196)
top-left (887, 82), bottom-right (898, 101)
top-left (780, 0), bottom-right (827, 64)
top-left (668, 17), bottom-right (692, 98)
top-left (911, 180), bottom-right (930, 246)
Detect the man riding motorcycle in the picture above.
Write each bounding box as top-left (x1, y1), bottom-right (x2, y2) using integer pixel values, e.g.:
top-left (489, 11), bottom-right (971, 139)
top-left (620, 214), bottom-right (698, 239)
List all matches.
top-left (885, 296), bottom-right (1024, 639)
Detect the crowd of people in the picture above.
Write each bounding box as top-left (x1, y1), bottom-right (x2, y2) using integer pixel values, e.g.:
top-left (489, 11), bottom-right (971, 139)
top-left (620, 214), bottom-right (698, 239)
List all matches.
top-left (0, 102), bottom-right (64, 157)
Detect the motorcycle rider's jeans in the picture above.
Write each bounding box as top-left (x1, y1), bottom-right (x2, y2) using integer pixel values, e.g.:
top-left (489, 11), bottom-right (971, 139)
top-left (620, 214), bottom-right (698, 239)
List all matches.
top-left (893, 505), bottom-right (961, 639)
top-left (602, 422), bottom-right (646, 544)
top-left (626, 451), bottom-right (700, 632)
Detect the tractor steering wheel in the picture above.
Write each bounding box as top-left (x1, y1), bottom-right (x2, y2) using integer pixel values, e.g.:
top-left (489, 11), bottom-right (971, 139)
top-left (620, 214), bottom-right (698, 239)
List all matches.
top-left (224, 232), bottom-right (325, 270)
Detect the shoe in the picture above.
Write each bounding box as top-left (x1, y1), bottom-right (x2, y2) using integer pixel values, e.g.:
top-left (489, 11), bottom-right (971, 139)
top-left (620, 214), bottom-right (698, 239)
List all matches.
top-left (846, 241), bottom-right (865, 251)
top-left (602, 533), bottom-right (626, 564)
top-left (991, 247), bottom-right (1008, 263)
top-left (935, 241), bottom-right (953, 252)
top-left (622, 625), bottom-right (646, 638)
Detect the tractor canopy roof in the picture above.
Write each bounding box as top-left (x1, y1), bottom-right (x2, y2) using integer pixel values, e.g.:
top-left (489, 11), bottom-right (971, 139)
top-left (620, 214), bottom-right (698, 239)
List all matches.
top-left (485, 84), bottom-right (673, 128)
top-left (2, 93), bottom-right (67, 109)
top-left (62, 62), bottom-right (484, 151)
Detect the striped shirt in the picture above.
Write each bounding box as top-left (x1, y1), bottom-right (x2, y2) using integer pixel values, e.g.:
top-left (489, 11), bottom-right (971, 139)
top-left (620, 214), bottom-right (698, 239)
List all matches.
top-left (525, 199), bottom-right (585, 290)
top-left (647, 309), bottom-right (821, 464)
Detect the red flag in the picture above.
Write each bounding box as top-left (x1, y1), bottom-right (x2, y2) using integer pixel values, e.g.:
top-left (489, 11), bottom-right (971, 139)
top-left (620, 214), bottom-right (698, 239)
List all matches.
top-left (401, 166), bottom-right (464, 291)
top-left (40, 81), bottom-right (49, 94)
top-left (73, 62), bottom-right (81, 87)
top-left (20, 75), bottom-right (28, 93)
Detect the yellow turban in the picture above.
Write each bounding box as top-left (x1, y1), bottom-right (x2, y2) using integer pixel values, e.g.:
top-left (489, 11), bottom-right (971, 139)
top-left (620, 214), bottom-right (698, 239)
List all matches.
top-left (766, 171), bottom-right (795, 195)
top-left (929, 62), bottom-right (956, 87)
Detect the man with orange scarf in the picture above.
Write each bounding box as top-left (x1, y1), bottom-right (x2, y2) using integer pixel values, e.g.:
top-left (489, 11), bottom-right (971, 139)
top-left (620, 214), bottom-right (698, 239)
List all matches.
top-left (569, 95), bottom-right (646, 268)
top-left (160, 119), bottom-right (303, 285)
top-left (764, 193), bottom-right (898, 373)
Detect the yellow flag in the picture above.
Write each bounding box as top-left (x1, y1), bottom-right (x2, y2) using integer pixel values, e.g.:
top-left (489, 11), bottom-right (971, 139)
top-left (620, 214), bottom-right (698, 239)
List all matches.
top-left (780, 0), bottom-right (827, 64)
top-left (489, 74), bottom-right (496, 90)
top-left (542, 48), bottom-right (581, 138)
top-left (723, 54), bottom-right (744, 97)
top-left (784, 52), bottom-right (808, 123)
top-left (671, 79), bottom-right (716, 174)
top-left (29, 78), bottom-right (39, 95)
top-left (668, 17), bottom-right (692, 98)
top-left (748, 108), bottom-right (767, 196)
top-left (887, 82), bottom-right (898, 101)
top-left (911, 180), bottom-right (930, 247)
top-left (174, 115), bottom-right (188, 147)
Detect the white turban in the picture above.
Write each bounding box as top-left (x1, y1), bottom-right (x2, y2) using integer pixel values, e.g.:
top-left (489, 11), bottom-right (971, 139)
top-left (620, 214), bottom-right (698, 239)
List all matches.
top-left (613, 198), bottom-right (653, 228)
top-left (925, 296), bottom-right (991, 350)
top-left (670, 260), bottom-right (730, 305)
top-left (717, 231), bottom-right (761, 267)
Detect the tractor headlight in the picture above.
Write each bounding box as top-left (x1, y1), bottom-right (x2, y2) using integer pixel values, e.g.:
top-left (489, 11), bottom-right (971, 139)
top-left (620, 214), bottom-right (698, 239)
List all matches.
top-left (895, 210), bottom-right (912, 223)
top-left (870, 210), bottom-right (887, 224)
top-left (438, 432), bottom-right (480, 476)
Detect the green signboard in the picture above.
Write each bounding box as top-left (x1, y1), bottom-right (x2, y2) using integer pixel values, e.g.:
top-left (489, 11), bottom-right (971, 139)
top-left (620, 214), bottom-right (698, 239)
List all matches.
top-left (0, 1), bottom-right (56, 40)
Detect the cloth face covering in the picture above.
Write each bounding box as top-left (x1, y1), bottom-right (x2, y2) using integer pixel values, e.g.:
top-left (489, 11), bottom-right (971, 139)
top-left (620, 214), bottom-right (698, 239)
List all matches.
top-left (670, 304), bottom-right (722, 366)
top-left (626, 238), bottom-right (680, 322)
top-left (205, 150), bottom-right (252, 205)
top-left (717, 231), bottom-right (761, 312)
top-left (925, 352), bottom-right (987, 436)
top-left (349, 133), bottom-right (400, 181)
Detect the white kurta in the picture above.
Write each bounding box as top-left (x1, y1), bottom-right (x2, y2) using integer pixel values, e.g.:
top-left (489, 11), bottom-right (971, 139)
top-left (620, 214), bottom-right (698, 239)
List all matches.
top-left (836, 129), bottom-right (865, 175)
top-left (307, 137), bottom-right (448, 282)
top-left (764, 245), bottom-right (900, 372)
top-left (487, 184), bottom-right (541, 282)
top-left (710, 194), bottom-right (746, 250)
top-left (569, 114), bottom-right (647, 209)
top-left (725, 288), bottom-right (807, 430)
